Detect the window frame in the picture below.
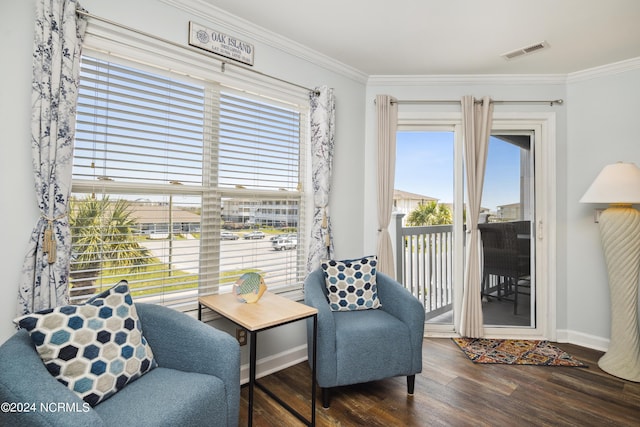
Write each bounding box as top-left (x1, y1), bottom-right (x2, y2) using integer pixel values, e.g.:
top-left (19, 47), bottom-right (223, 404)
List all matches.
top-left (70, 21), bottom-right (311, 313)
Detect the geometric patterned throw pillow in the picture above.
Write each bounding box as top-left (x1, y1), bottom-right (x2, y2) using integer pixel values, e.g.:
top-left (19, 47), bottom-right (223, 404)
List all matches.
top-left (14, 281), bottom-right (157, 406)
top-left (321, 255), bottom-right (381, 311)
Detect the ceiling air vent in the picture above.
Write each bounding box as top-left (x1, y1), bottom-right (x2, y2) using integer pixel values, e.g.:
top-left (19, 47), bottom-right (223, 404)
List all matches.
top-left (501, 41), bottom-right (549, 60)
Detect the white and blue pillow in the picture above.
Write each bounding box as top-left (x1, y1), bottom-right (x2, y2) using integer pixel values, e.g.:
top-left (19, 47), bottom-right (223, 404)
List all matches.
top-left (14, 281), bottom-right (156, 406)
top-left (321, 256), bottom-right (381, 311)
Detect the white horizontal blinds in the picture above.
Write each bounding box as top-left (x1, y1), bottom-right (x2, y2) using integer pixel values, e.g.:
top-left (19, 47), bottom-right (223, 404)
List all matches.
top-left (83, 20), bottom-right (309, 109)
top-left (74, 56), bottom-right (205, 187)
top-left (73, 17), bottom-right (310, 308)
top-left (218, 90), bottom-right (306, 294)
top-left (219, 91), bottom-right (300, 191)
top-left (71, 55), bottom-right (218, 309)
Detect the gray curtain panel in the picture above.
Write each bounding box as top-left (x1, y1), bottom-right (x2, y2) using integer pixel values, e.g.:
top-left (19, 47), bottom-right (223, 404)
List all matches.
top-left (459, 95), bottom-right (493, 338)
top-left (375, 95), bottom-right (398, 278)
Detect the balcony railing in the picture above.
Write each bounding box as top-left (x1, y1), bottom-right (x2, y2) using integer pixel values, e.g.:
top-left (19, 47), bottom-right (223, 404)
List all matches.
top-left (394, 214), bottom-right (454, 320)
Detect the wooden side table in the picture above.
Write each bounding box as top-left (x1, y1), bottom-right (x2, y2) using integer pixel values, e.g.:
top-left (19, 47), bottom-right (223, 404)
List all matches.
top-left (199, 292), bottom-right (318, 426)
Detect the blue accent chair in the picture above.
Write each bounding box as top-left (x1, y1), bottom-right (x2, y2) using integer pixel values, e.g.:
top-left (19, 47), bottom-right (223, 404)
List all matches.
top-left (304, 268), bottom-right (425, 408)
top-left (0, 303), bottom-right (240, 427)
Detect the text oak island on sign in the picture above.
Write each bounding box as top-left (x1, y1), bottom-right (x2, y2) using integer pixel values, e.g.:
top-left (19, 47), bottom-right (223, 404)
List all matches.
top-left (189, 22), bottom-right (254, 66)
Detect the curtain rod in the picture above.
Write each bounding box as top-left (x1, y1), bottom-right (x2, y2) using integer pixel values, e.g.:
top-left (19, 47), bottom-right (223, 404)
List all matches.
top-left (390, 99), bottom-right (564, 106)
top-left (76, 10), bottom-right (319, 96)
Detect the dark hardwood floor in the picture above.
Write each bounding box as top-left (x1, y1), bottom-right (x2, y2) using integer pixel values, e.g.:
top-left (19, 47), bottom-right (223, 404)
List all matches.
top-left (239, 338), bottom-right (640, 426)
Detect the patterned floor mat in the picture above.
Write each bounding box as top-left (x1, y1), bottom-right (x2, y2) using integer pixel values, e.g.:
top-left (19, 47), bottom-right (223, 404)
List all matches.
top-left (452, 338), bottom-right (588, 367)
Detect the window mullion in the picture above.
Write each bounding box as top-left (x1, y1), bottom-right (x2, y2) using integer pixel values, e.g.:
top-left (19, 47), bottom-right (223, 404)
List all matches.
top-left (199, 82), bottom-right (221, 298)
top-left (72, 48), bottom-right (308, 312)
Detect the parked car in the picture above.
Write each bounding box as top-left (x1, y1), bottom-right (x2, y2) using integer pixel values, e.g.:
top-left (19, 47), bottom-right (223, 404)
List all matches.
top-left (272, 235), bottom-right (297, 250)
top-left (243, 231), bottom-right (265, 240)
top-left (221, 231), bottom-right (239, 240)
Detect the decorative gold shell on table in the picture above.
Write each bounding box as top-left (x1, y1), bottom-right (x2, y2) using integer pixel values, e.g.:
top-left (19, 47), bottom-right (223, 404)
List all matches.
top-left (233, 272), bottom-right (267, 303)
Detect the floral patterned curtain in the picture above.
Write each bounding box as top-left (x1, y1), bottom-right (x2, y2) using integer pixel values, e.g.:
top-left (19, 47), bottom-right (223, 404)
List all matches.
top-left (17, 0), bottom-right (88, 315)
top-left (307, 86), bottom-right (335, 272)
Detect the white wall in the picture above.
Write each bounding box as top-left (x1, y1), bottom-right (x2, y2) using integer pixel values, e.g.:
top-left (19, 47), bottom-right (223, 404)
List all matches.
top-left (364, 78), bottom-right (568, 335)
top-left (0, 0), bottom-right (367, 345)
top-left (565, 64), bottom-right (640, 349)
top-left (3, 0), bottom-right (640, 355)
top-left (0, 0), bottom-right (39, 343)
top-left (364, 78), bottom-right (568, 254)
top-left (76, 0), bottom-right (368, 259)
top-left (362, 63), bottom-right (640, 349)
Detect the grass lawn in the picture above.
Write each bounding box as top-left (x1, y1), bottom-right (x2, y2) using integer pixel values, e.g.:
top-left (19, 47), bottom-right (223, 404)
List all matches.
top-left (77, 228), bottom-right (286, 298)
top-left (94, 258), bottom-right (261, 297)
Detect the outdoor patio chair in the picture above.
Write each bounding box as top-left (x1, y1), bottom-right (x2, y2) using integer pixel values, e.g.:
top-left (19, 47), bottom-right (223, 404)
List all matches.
top-left (479, 221), bottom-right (531, 314)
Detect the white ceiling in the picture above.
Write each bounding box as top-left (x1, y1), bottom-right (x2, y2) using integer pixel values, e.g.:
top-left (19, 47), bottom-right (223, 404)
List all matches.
top-left (199, 0), bottom-right (640, 76)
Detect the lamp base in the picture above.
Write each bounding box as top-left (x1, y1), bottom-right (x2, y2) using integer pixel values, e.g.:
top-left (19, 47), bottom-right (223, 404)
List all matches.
top-left (598, 205), bottom-right (640, 382)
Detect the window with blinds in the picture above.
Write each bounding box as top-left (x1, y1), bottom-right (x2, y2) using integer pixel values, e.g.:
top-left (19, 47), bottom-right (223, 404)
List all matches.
top-left (71, 55), bottom-right (307, 311)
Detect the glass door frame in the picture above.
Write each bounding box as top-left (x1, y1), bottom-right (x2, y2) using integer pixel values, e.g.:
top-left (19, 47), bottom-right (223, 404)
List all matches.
top-left (483, 130), bottom-right (536, 329)
top-left (397, 111), bottom-right (557, 340)
top-left (486, 115), bottom-right (556, 340)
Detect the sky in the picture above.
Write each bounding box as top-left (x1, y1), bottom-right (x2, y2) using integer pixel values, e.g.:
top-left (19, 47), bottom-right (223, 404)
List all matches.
top-left (395, 131), bottom-right (522, 212)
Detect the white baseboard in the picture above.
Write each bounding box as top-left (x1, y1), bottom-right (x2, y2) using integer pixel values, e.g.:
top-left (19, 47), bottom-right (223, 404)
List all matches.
top-left (236, 331), bottom-right (609, 385)
top-left (556, 329), bottom-right (608, 352)
top-left (427, 329), bottom-right (610, 352)
top-left (240, 344), bottom-right (309, 385)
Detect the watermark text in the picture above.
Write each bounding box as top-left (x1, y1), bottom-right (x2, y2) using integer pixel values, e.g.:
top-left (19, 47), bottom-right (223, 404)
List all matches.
top-left (1, 401), bottom-right (91, 413)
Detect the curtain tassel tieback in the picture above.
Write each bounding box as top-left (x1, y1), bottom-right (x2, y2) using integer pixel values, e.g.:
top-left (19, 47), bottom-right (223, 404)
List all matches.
top-left (42, 214), bottom-right (65, 264)
top-left (322, 208), bottom-right (331, 248)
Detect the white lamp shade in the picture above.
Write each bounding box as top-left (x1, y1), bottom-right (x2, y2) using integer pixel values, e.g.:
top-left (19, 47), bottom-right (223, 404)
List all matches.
top-left (580, 162), bottom-right (640, 204)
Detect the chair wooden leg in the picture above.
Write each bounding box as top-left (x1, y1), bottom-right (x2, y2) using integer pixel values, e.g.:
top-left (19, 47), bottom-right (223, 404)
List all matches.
top-left (407, 375), bottom-right (415, 395)
top-left (322, 387), bottom-right (331, 408)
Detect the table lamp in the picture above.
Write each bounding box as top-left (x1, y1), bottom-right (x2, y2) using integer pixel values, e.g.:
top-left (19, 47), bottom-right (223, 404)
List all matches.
top-left (580, 161), bottom-right (640, 382)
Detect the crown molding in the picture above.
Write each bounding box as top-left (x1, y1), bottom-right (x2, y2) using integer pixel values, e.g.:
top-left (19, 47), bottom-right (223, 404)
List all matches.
top-left (159, 1), bottom-right (639, 88)
top-left (368, 74), bottom-right (567, 87)
top-left (159, 0), bottom-right (368, 84)
top-left (567, 57), bottom-right (640, 84)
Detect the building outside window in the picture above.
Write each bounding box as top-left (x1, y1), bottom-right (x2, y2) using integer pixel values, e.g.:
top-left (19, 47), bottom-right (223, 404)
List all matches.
top-left (70, 51), bottom-right (308, 312)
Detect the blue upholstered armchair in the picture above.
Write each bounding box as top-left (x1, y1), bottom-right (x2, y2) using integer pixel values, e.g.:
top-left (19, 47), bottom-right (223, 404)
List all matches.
top-left (304, 267), bottom-right (425, 408)
top-left (0, 303), bottom-right (240, 427)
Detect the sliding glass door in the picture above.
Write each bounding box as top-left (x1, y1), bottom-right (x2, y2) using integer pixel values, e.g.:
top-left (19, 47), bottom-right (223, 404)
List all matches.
top-left (396, 115), bottom-right (554, 337)
top-left (480, 133), bottom-right (535, 328)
